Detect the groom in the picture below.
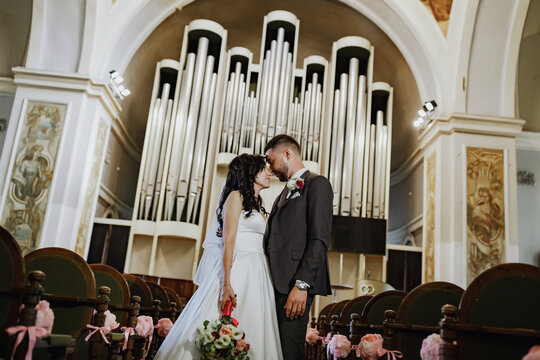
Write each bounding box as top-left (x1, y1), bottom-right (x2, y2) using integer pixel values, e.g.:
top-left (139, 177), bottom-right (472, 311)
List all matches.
top-left (264, 134), bottom-right (332, 359)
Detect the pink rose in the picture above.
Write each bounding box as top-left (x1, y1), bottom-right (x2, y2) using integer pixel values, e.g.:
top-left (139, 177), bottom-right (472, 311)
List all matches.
top-left (360, 333), bottom-right (383, 360)
top-left (219, 324), bottom-right (233, 337)
top-left (236, 338), bottom-right (248, 352)
top-left (155, 318), bottom-right (173, 338)
top-left (523, 345), bottom-right (540, 360)
top-left (420, 333), bottom-right (442, 360)
top-left (135, 315), bottom-right (154, 337)
top-left (306, 328), bottom-right (320, 344)
top-left (103, 310), bottom-right (120, 333)
top-left (35, 300), bottom-right (54, 335)
top-left (328, 334), bottom-right (351, 359)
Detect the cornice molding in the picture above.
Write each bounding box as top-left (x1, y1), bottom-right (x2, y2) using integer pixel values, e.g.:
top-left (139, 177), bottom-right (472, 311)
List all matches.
top-left (516, 131), bottom-right (540, 152)
top-left (419, 112), bottom-right (525, 149)
top-left (11, 67), bottom-right (142, 162)
top-left (391, 113), bottom-right (525, 187)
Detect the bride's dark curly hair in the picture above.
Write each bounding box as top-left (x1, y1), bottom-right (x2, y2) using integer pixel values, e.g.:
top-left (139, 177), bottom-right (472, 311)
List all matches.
top-left (216, 154), bottom-right (268, 237)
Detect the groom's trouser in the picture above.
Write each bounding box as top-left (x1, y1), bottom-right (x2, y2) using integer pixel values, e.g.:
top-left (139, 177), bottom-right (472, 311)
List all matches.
top-left (275, 290), bottom-right (314, 360)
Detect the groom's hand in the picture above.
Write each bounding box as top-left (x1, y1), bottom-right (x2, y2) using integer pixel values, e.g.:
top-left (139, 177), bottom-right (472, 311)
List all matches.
top-left (285, 287), bottom-right (308, 319)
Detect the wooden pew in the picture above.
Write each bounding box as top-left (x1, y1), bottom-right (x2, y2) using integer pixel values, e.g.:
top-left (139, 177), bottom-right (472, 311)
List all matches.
top-left (383, 282), bottom-right (463, 359)
top-left (439, 263), bottom-right (540, 359)
top-left (0, 226), bottom-right (26, 357)
top-left (337, 295), bottom-right (373, 337)
top-left (90, 264), bottom-right (131, 359)
top-left (24, 247), bottom-right (112, 359)
top-left (123, 274), bottom-right (154, 358)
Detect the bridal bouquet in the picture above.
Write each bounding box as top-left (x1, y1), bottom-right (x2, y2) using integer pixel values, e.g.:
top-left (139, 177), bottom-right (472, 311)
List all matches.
top-left (196, 301), bottom-right (250, 360)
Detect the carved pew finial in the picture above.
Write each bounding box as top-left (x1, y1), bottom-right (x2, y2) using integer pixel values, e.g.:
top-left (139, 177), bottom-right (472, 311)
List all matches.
top-left (383, 309), bottom-right (397, 350)
top-left (439, 304), bottom-right (458, 360)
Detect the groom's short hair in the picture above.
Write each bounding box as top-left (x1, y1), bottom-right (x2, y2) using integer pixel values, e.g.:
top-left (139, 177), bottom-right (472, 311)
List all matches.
top-left (264, 134), bottom-right (301, 156)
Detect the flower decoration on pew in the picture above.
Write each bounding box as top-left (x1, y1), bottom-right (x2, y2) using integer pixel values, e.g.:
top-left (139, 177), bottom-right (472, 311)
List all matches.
top-left (420, 333), bottom-right (442, 360)
top-left (305, 328), bottom-right (320, 344)
top-left (358, 333), bottom-right (383, 359)
top-left (85, 309), bottom-right (120, 344)
top-left (135, 315), bottom-right (154, 359)
top-left (327, 334), bottom-right (351, 360)
top-left (523, 345), bottom-right (540, 360)
top-left (155, 318), bottom-right (173, 338)
top-left (196, 300), bottom-right (250, 360)
top-left (6, 300), bottom-right (54, 360)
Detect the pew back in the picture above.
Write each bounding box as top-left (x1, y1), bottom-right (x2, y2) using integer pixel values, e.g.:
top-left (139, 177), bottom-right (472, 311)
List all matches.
top-left (362, 290), bottom-right (407, 326)
top-left (396, 282), bottom-right (463, 360)
top-left (90, 264), bottom-right (130, 325)
top-left (0, 227), bottom-right (25, 356)
top-left (25, 247), bottom-right (96, 336)
top-left (146, 281), bottom-right (170, 310)
top-left (457, 263), bottom-right (540, 359)
top-left (123, 274), bottom-right (153, 308)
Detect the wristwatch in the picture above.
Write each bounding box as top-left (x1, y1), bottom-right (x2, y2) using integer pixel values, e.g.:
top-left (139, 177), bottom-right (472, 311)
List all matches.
top-left (295, 280), bottom-right (310, 291)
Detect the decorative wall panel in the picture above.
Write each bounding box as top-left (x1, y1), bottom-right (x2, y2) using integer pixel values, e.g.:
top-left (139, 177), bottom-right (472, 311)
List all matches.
top-left (424, 152), bottom-right (436, 282)
top-left (1, 101), bottom-right (67, 254)
top-left (466, 147), bottom-right (505, 284)
top-left (75, 119), bottom-right (108, 256)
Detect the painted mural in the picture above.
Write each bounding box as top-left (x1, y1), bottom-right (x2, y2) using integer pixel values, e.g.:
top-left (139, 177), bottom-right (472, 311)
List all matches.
top-left (466, 147), bottom-right (505, 284)
top-left (1, 101), bottom-right (66, 254)
top-left (421, 0), bottom-right (453, 36)
top-left (424, 152), bottom-right (436, 282)
top-left (75, 119), bottom-right (108, 256)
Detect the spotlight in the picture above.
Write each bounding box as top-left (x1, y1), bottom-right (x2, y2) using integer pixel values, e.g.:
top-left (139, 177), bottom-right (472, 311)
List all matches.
top-left (108, 70), bottom-right (131, 100)
top-left (413, 100), bottom-right (438, 131)
top-left (425, 100), bottom-right (436, 111)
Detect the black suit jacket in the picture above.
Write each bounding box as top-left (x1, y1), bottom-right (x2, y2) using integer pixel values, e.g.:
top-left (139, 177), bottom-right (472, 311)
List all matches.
top-left (264, 170), bottom-right (333, 296)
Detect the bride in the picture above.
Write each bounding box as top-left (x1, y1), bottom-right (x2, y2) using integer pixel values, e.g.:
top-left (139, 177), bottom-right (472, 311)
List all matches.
top-left (155, 154), bottom-right (283, 359)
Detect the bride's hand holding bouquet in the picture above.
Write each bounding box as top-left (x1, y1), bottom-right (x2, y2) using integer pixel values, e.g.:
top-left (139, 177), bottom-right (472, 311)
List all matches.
top-left (220, 283), bottom-right (237, 311)
top-left (196, 300), bottom-right (250, 360)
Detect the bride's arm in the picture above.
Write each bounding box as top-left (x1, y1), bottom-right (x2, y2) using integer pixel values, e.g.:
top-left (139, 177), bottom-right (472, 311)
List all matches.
top-left (221, 190), bottom-right (242, 310)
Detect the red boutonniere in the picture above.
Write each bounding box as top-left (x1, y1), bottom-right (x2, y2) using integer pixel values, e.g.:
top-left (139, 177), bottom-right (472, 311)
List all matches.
top-left (287, 177), bottom-right (304, 191)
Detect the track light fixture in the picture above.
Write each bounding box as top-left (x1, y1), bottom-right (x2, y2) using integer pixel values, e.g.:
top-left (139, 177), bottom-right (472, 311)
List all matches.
top-left (108, 70), bottom-right (131, 99)
top-left (413, 100), bottom-right (437, 130)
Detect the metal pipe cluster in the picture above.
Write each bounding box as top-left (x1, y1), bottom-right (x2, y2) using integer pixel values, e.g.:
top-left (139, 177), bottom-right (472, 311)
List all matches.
top-left (138, 82), bottom-right (174, 221)
top-left (254, 27), bottom-right (294, 155)
top-left (328, 57), bottom-right (389, 219)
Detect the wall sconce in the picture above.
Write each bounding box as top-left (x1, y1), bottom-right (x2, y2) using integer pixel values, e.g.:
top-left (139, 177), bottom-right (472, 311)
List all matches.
top-left (413, 100), bottom-right (437, 130)
top-left (108, 70), bottom-right (131, 99)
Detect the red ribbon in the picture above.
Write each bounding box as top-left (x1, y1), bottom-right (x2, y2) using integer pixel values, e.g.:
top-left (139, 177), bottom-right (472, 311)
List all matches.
top-left (5, 325), bottom-right (49, 360)
top-left (377, 348), bottom-right (403, 360)
top-left (85, 324), bottom-right (110, 345)
top-left (121, 326), bottom-right (134, 350)
top-left (222, 301), bottom-right (233, 317)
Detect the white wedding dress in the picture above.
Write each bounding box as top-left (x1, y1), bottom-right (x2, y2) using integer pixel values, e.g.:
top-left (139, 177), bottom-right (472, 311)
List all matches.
top-left (154, 208), bottom-right (283, 359)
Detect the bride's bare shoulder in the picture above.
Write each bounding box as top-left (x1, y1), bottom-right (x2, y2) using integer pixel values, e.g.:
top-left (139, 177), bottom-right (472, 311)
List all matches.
top-left (225, 191), bottom-right (243, 208)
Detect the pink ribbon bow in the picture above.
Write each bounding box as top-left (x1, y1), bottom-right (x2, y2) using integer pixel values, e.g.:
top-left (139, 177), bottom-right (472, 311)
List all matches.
top-left (141, 335), bottom-right (152, 360)
top-left (377, 348), bottom-right (404, 360)
top-left (5, 325), bottom-right (49, 360)
top-left (121, 326), bottom-right (135, 350)
top-left (85, 324), bottom-right (110, 344)
top-left (351, 344), bottom-right (362, 357)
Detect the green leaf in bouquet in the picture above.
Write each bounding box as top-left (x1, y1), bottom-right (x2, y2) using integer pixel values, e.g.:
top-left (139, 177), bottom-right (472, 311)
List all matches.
top-left (203, 320), bottom-right (209, 328)
top-left (221, 315), bottom-right (232, 325)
